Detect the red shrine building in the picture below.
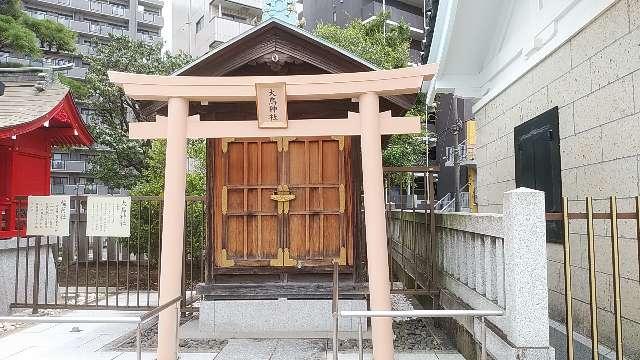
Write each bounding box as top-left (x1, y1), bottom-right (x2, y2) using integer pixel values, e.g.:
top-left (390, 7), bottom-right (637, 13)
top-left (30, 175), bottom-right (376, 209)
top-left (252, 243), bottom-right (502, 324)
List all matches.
top-left (0, 68), bottom-right (92, 238)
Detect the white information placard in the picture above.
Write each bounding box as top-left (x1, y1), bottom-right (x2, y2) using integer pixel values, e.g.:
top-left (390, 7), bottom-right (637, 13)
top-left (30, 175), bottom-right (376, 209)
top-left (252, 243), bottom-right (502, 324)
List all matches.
top-left (86, 196), bottom-right (131, 237)
top-left (26, 195), bottom-right (71, 236)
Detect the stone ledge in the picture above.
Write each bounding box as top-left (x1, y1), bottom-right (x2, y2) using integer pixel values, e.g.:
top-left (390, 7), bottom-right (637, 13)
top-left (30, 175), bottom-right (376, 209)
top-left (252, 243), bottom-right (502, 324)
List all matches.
top-left (199, 299), bottom-right (367, 336)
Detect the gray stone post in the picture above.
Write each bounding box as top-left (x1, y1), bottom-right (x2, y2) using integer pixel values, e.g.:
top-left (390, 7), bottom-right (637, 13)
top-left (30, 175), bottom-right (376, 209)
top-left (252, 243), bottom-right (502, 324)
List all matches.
top-left (502, 188), bottom-right (550, 349)
top-left (107, 238), bottom-right (118, 261)
top-left (76, 221), bottom-right (89, 262)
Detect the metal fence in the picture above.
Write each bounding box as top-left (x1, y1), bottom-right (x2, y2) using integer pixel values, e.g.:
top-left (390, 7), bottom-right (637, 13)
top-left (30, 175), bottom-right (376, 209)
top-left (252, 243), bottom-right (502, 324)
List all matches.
top-left (8, 195), bottom-right (207, 313)
top-left (546, 196), bottom-right (640, 360)
top-left (381, 167), bottom-right (438, 296)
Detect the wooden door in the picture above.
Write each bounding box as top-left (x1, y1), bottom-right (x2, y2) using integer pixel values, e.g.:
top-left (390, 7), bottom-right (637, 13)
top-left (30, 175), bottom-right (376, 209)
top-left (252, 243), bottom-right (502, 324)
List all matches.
top-left (215, 138), bottom-right (281, 267)
top-left (285, 137), bottom-right (347, 266)
top-left (213, 136), bottom-right (350, 268)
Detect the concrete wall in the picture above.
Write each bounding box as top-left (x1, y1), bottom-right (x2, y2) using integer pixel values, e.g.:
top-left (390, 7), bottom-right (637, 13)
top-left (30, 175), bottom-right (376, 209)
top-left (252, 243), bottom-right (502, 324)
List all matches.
top-left (473, 0), bottom-right (640, 356)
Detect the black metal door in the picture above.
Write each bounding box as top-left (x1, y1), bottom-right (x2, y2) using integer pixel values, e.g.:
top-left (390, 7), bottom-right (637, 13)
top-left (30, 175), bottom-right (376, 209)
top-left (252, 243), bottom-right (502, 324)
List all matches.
top-left (514, 107), bottom-right (562, 243)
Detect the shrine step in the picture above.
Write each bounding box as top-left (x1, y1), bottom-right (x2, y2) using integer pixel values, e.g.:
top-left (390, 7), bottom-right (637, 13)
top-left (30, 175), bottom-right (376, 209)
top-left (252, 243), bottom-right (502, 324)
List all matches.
top-left (196, 282), bottom-right (368, 300)
top-left (198, 298), bottom-right (367, 336)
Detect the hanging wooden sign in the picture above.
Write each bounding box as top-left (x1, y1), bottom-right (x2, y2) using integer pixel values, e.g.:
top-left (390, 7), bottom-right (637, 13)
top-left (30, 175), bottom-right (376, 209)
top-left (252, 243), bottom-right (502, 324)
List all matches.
top-left (256, 82), bottom-right (288, 128)
top-left (86, 196), bottom-right (131, 237)
top-left (26, 195), bottom-right (70, 236)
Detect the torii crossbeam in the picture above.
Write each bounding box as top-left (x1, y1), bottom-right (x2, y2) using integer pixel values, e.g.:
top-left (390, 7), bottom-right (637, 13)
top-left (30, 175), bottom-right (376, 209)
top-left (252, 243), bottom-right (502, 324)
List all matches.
top-left (109, 64), bottom-right (437, 360)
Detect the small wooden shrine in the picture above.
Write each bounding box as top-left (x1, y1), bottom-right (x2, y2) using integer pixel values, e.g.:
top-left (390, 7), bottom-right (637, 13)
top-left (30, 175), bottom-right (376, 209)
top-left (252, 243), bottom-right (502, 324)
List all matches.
top-left (177, 20), bottom-right (418, 281)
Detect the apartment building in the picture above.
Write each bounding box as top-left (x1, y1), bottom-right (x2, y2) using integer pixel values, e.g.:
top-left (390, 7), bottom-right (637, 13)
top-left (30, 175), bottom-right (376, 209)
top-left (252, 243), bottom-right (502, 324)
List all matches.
top-left (166, 1), bottom-right (308, 58)
top-left (165, 0), bottom-right (263, 58)
top-left (0, 0), bottom-right (165, 196)
top-left (188, 0), bottom-right (263, 57)
top-left (301, 0), bottom-right (428, 64)
top-left (2, 0), bottom-right (164, 79)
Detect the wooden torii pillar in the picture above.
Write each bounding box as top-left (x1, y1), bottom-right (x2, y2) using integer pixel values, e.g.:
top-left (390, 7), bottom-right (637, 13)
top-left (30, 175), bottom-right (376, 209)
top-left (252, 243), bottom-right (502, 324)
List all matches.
top-left (109, 64), bottom-right (437, 360)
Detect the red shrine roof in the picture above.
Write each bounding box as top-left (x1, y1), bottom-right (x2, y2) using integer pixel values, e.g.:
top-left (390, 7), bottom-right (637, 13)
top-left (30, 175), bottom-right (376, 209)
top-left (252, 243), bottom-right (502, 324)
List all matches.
top-left (0, 68), bottom-right (93, 146)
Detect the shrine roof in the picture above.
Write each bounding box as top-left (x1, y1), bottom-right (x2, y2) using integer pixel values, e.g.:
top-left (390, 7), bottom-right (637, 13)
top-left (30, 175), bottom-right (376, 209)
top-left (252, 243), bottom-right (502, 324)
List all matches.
top-left (0, 68), bottom-right (93, 146)
top-left (173, 18), bottom-right (381, 77)
top-left (129, 18), bottom-right (431, 116)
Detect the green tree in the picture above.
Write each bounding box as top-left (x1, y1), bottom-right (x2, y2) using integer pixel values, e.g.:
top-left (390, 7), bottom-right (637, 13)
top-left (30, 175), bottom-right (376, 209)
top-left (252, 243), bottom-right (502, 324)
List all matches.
top-left (0, 0), bottom-right (76, 57)
top-left (0, 15), bottom-right (40, 56)
top-left (65, 35), bottom-right (192, 190)
top-left (22, 16), bottom-right (75, 53)
top-left (0, 0), bottom-right (23, 20)
top-left (66, 36), bottom-right (194, 262)
top-left (131, 139), bottom-right (206, 197)
top-left (314, 12), bottom-right (427, 171)
top-left (314, 12), bottom-right (410, 69)
top-left (122, 139), bottom-right (206, 263)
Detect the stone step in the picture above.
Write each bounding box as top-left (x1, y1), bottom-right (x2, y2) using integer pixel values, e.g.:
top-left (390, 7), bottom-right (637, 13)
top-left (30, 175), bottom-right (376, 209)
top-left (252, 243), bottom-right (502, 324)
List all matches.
top-left (197, 282), bottom-right (368, 300)
top-left (199, 298), bottom-right (367, 336)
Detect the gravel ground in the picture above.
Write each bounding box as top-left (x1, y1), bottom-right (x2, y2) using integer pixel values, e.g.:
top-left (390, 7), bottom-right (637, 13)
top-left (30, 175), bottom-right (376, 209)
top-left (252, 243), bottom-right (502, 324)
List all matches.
top-left (116, 323), bottom-right (227, 353)
top-left (329, 318), bottom-right (454, 352)
top-left (111, 294), bottom-right (453, 353)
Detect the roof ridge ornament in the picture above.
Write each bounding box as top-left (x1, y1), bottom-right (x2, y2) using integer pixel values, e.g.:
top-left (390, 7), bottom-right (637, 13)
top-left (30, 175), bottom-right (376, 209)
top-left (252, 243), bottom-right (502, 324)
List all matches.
top-left (263, 0), bottom-right (297, 26)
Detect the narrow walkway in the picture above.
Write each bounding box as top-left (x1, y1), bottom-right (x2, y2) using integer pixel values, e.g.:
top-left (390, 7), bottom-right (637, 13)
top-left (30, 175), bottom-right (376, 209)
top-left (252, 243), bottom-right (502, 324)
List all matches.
top-left (0, 309), bottom-right (464, 360)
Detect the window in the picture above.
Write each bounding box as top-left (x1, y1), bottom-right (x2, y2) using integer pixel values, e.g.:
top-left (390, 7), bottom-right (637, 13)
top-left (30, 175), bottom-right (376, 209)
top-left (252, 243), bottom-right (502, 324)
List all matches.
top-left (221, 12), bottom-right (248, 22)
top-left (196, 16), bottom-right (204, 33)
top-left (53, 153), bottom-right (69, 161)
top-left (514, 107), bottom-right (562, 243)
top-left (51, 177), bottom-right (67, 185)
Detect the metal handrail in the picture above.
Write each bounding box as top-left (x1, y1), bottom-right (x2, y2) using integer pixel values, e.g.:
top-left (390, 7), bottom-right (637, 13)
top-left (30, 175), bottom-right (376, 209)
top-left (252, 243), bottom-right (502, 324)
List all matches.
top-left (433, 193), bottom-right (451, 210)
top-left (341, 309), bottom-right (504, 318)
top-left (0, 295), bottom-right (182, 360)
top-left (335, 308), bottom-right (505, 360)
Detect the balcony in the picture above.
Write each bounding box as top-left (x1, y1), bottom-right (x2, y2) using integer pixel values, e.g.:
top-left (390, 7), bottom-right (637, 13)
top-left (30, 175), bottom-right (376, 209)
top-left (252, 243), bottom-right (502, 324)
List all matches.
top-left (137, 33), bottom-right (162, 44)
top-left (227, 0), bottom-right (262, 9)
top-left (137, 11), bottom-right (164, 27)
top-left (67, 19), bottom-right (129, 38)
top-left (27, 0), bottom-right (130, 19)
top-left (50, 160), bottom-right (88, 173)
top-left (77, 43), bottom-right (96, 56)
top-left (0, 53), bottom-right (46, 67)
top-left (50, 184), bottom-right (114, 195)
top-left (138, 0), bottom-right (163, 7)
top-left (208, 16), bottom-right (254, 44)
top-left (67, 66), bottom-right (88, 79)
top-left (443, 141), bottom-right (476, 167)
top-left (361, 0), bottom-right (424, 40)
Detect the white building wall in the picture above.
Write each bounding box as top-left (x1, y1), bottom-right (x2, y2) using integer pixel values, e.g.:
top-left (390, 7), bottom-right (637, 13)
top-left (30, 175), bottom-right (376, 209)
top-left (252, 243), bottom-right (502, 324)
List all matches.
top-left (473, 0), bottom-right (640, 355)
top-left (162, 0), bottom-right (200, 55)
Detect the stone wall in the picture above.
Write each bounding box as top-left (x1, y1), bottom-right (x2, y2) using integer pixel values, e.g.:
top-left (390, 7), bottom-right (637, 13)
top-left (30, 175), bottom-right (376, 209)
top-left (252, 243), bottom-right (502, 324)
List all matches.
top-left (0, 239), bottom-right (57, 315)
top-left (433, 189), bottom-right (553, 359)
top-left (473, 0), bottom-right (640, 356)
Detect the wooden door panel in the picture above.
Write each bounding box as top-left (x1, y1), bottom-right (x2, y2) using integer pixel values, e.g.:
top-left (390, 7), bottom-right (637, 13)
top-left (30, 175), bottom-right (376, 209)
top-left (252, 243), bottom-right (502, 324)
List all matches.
top-left (219, 138), bottom-right (282, 267)
top-left (285, 137), bottom-right (346, 265)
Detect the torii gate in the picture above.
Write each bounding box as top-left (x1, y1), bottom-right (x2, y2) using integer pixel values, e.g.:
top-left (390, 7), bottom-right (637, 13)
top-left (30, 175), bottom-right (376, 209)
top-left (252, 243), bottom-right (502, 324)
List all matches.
top-left (109, 64), bottom-right (437, 360)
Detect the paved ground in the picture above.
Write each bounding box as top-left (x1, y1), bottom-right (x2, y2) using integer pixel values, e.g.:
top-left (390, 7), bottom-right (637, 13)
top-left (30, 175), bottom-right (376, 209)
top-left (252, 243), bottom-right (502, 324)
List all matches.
top-left (0, 309), bottom-right (464, 360)
top-left (1, 291), bottom-right (463, 359)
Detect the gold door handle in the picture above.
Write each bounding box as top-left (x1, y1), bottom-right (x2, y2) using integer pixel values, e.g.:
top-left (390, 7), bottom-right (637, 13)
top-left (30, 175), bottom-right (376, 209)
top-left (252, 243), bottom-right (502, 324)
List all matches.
top-left (270, 185), bottom-right (295, 214)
